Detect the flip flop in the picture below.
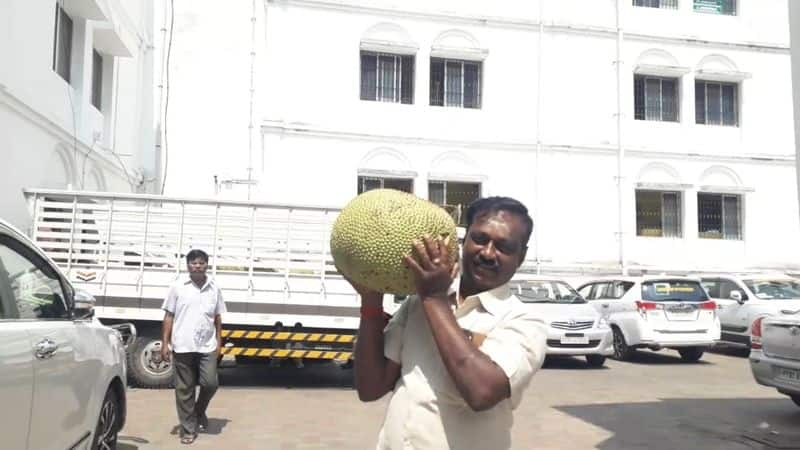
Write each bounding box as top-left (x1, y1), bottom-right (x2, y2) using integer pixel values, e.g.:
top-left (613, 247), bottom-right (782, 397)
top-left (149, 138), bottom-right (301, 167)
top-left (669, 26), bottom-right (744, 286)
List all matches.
top-left (180, 434), bottom-right (196, 445)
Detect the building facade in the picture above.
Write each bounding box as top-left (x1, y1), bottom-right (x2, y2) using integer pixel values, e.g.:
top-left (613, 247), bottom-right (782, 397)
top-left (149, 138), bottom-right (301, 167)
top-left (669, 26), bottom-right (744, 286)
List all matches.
top-left (167, 0), bottom-right (800, 274)
top-left (0, 0), bottom-right (158, 231)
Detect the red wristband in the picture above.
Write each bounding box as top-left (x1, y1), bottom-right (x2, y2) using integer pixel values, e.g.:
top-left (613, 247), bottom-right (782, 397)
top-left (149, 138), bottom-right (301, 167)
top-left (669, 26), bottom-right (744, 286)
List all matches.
top-left (360, 305), bottom-right (384, 320)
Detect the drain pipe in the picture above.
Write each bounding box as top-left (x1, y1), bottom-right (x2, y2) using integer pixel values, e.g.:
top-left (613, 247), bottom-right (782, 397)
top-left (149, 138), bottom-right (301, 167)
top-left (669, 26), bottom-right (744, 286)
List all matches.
top-left (615, 0), bottom-right (627, 275)
top-left (534, 0), bottom-right (544, 275)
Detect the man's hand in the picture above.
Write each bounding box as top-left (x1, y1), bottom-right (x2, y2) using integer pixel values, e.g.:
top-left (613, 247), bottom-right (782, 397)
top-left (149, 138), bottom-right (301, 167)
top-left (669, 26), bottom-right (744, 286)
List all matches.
top-left (404, 236), bottom-right (459, 300)
top-left (338, 268), bottom-right (383, 306)
top-left (160, 342), bottom-right (171, 363)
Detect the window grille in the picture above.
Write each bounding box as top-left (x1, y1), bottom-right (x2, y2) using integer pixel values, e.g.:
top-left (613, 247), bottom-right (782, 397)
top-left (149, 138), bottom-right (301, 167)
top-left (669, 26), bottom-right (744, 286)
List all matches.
top-left (636, 190), bottom-right (682, 238)
top-left (360, 52), bottom-right (414, 104)
top-left (634, 75), bottom-right (679, 122)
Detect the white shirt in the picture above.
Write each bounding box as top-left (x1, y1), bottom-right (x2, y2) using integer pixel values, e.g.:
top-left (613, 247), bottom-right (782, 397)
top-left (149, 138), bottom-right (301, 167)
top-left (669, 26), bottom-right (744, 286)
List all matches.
top-left (161, 277), bottom-right (226, 353)
top-left (378, 284), bottom-right (547, 450)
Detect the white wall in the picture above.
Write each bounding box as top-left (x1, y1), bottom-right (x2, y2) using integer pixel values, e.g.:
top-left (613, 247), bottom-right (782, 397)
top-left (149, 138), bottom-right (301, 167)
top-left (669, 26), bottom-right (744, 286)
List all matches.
top-left (0, 0), bottom-right (157, 231)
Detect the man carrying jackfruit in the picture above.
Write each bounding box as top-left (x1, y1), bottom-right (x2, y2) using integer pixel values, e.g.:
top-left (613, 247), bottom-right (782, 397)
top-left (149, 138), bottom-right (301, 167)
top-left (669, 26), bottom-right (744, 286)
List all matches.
top-left (347, 196), bottom-right (547, 450)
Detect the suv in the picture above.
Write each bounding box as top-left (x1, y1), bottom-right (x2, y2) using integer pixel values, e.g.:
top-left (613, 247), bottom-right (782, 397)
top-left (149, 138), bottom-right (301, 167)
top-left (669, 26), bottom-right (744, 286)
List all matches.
top-left (0, 219), bottom-right (135, 449)
top-left (749, 311), bottom-right (800, 408)
top-left (698, 274), bottom-right (800, 352)
top-left (510, 276), bottom-right (613, 367)
top-left (576, 276), bottom-right (720, 362)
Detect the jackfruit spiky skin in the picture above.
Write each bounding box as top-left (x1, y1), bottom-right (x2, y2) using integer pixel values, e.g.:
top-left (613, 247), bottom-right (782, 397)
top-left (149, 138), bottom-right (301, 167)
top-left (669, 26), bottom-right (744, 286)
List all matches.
top-left (330, 189), bottom-right (459, 295)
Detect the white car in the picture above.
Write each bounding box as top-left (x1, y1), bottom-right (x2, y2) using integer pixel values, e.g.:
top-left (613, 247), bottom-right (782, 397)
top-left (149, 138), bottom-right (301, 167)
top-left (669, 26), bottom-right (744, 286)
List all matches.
top-left (699, 274), bottom-right (800, 352)
top-left (510, 277), bottom-right (613, 367)
top-left (749, 311), bottom-right (800, 408)
top-left (0, 219), bottom-right (135, 450)
top-left (576, 276), bottom-right (721, 362)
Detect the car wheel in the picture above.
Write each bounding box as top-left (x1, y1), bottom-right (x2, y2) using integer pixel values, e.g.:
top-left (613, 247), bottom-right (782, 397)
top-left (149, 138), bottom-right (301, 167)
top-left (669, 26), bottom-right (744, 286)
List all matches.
top-left (585, 354), bottom-right (606, 368)
top-left (612, 327), bottom-right (632, 361)
top-left (92, 388), bottom-right (119, 450)
top-left (791, 395), bottom-right (800, 408)
top-left (128, 335), bottom-right (173, 389)
top-left (678, 347), bottom-right (705, 362)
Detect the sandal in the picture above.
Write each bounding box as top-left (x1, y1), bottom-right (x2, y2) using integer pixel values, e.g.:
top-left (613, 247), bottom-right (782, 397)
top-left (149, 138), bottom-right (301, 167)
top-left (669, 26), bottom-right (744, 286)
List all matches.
top-left (180, 434), bottom-right (197, 445)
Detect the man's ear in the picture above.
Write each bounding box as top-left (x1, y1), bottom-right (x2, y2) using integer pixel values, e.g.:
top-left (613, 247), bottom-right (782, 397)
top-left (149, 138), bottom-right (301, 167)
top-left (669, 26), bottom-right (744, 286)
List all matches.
top-left (517, 246), bottom-right (528, 268)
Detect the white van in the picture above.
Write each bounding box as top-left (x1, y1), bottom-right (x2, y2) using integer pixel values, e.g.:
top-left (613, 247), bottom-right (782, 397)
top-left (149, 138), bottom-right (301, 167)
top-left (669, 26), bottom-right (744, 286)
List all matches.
top-left (576, 276), bottom-right (721, 362)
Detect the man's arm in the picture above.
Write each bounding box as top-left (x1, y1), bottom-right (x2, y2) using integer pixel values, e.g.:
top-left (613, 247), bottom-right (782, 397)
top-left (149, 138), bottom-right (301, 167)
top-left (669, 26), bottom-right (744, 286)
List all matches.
top-left (161, 311), bottom-right (174, 362)
top-left (214, 314), bottom-right (223, 354)
top-left (345, 281), bottom-right (402, 402)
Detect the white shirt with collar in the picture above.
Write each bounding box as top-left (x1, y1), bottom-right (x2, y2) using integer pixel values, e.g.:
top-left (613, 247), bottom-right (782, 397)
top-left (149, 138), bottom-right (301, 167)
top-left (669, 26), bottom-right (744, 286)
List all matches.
top-left (162, 277), bottom-right (227, 354)
top-left (378, 282), bottom-right (547, 450)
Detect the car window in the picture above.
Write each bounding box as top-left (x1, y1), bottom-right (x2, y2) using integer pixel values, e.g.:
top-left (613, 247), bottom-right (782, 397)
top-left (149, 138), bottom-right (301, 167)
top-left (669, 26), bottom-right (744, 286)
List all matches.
top-left (0, 238), bottom-right (69, 320)
top-left (512, 280), bottom-right (585, 304)
top-left (743, 279), bottom-right (800, 300)
top-left (700, 279), bottom-right (720, 298)
top-left (577, 284), bottom-right (594, 300)
top-left (719, 280), bottom-right (744, 300)
top-left (642, 279), bottom-right (709, 303)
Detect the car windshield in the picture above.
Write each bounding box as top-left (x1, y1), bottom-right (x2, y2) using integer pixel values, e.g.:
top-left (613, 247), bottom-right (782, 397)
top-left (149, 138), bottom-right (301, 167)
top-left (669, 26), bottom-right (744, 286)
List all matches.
top-left (512, 280), bottom-right (586, 304)
top-left (641, 279), bottom-right (709, 302)
top-left (743, 279), bottom-right (800, 300)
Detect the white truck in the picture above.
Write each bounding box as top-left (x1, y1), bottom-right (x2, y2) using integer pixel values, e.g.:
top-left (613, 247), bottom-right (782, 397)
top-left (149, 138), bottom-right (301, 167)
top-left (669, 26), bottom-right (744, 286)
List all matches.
top-left (22, 188), bottom-right (402, 388)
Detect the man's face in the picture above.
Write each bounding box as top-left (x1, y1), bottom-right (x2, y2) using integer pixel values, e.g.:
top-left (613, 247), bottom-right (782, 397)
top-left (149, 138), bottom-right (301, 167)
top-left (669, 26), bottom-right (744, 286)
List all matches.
top-left (187, 257), bottom-right (208, 276)
top-left (461, 211), bottom-right (528, 293)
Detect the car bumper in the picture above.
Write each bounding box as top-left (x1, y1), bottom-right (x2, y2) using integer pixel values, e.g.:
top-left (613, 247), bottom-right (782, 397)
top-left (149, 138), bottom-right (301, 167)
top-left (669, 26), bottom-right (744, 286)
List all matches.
top-left (545, 328), bottom-right (614, 356)
top-left (638, 327), bottom-right (720, 348)
top-left (750, 350), bottom-right (800, 396)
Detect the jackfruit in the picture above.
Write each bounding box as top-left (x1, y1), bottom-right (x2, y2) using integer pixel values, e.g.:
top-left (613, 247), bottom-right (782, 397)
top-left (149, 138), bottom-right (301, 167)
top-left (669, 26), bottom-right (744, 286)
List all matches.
top-left (330, 188), bottom-right (459, 295)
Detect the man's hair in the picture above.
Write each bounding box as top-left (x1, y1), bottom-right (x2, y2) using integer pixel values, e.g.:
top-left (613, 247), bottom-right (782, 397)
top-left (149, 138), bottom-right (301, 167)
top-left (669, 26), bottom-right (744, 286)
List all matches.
top-left (186, 249), bottom-right (209, 263)
top-left (465, 197), bottom-right (534, 247)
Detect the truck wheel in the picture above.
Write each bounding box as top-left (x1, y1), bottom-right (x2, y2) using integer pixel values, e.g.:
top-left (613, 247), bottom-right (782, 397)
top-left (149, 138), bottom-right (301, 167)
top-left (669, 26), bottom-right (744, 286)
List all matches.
top-left (678, 347), bottom-right (705, 362)
top-left (612, 327), bottom-right (633, 361)
top-left (128, 335), bottom-right (173, 389)
top-left (585, 354), bottom-right (606, 368)
top-left (791, 395), bottom-right (800, 408)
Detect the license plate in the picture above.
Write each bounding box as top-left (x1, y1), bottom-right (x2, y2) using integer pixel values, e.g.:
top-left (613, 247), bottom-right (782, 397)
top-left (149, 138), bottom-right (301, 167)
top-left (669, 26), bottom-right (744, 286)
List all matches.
top-left (561, 336), bottom-right (589, 345)
top-left (776, 367), bottom-right (800, 384)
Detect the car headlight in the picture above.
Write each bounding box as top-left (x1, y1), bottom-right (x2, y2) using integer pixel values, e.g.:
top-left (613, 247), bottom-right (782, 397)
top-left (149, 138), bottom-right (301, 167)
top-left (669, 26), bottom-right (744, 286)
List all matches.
top-left (597, 316), bottom-right (610, 328)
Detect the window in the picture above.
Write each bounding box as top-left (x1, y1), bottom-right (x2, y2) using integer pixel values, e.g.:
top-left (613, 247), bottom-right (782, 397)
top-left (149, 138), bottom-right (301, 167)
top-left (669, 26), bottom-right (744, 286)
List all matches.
top-left (633, 0), bottom-right (679, 9)
top-left (52, 4), bottom-right (73, 83)
top-left (698, 193), bottom-right (741, 240)
top-left (428, 181), bottom-right (481, 226)
top-left (360, 52), bottom-right (414, 104)
top-left (636, 190), bottom-right (682, 238)
top-left (91, 50), bottom-right (103, 111)
top-left (0, 238), bottom-right (69, 320)
top-left (577, 284), bottom-right (595, 300)
top-left (694, 0), bottom-right (736, 15)
top-left (634, 75), bottom-right (679, 122)
top-left (357, 176), bottom-right (413, 194)
top-left (695, 81), bottom-right (738, 126)
top-left (430, 58), bottom-right (482, 109)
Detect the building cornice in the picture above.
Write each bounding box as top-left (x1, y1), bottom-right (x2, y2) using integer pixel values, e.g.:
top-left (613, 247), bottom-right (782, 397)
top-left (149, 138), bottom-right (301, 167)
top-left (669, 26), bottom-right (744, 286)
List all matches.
top-left (267, 0), bottom-right (789, 54)
top-left (0, 84), bottom-right (133, 180)
top-left (261, 120), bottom-right (796, 166)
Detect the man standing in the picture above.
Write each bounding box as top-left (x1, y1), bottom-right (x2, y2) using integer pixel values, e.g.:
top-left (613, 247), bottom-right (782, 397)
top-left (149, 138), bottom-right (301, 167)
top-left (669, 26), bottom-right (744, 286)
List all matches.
top-left (347, 197), bottom-right (547, 450)
top-left (161, 249), bottom-right (226, 445)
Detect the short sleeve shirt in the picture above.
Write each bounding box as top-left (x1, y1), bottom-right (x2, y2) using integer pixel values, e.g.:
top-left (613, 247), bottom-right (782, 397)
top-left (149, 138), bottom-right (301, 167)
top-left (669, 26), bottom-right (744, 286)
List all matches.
top-left (162, 278), bottom-right (226, 353)
top-left (378, 284), bottom-right (547, 450)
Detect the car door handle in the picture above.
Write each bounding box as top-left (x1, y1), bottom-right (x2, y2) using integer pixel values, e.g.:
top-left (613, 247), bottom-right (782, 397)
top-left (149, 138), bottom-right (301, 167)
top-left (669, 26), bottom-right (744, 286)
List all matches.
top-left (34, 338), bottom-right (58, 359)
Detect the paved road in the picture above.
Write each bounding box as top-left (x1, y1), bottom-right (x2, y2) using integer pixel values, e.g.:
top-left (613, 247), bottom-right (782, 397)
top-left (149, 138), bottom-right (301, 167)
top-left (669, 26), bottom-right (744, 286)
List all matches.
top-left (119, 349), bottom-right (800, 450)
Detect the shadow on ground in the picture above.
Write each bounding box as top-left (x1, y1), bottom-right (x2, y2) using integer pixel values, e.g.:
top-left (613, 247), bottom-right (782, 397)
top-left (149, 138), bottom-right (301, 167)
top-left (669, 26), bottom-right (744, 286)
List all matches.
top-left (543, 355), bottom-right (611, 370)
top-left (169, 418), bottom-right (231, 436)
top-left (219, 362), bottom-right (354, 389)
top-left (557, 398), bottom-right (800, 450)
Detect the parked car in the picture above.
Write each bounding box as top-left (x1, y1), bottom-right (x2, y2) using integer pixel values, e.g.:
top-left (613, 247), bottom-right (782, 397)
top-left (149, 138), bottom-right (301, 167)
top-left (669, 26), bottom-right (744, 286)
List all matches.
top-left (0, 219), bottom-right (135, 450)
top-left (576, 276), bottom-right (720, 362)
top-left (510, 276), bottom-right (613, 367)
top-left (749, 311), bottom-right (800, 408)
top-left (698, 274), bottom-right (800, 352)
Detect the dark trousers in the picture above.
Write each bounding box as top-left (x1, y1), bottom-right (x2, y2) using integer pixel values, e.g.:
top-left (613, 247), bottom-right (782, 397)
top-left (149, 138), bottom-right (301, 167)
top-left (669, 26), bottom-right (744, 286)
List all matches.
top-left (172, 352), bottom-right (219, 436)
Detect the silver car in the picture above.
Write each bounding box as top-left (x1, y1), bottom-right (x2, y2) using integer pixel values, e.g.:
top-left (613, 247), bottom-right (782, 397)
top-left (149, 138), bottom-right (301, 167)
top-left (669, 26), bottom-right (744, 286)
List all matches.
top-left (749, 310), bottom-right (800, 408)
top-left (0, 219), bottom-right (135, 449)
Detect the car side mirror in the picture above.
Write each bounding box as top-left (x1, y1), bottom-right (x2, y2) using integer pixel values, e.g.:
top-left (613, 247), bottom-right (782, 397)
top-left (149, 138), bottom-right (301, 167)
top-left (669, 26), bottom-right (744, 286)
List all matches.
top-left (730, 290), bottom-right (745, 304)
top-left (73, 290), bottom-right (96, 320)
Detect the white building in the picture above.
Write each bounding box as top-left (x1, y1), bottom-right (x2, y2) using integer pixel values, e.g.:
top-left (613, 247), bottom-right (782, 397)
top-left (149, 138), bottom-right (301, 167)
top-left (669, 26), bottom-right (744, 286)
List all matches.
top-left (164, 0), bottom-right (800, 274)
top-left (0, 0), bottom-right (158, 231)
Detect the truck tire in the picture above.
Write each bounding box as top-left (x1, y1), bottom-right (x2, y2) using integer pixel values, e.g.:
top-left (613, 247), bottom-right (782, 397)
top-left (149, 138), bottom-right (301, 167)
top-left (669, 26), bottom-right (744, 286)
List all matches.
top-left (678, 347), bottom-right (705, 362)
top-left (585, 354), bottom-right (606, 368)
top-left (128, 335), bottom-right (173, 389)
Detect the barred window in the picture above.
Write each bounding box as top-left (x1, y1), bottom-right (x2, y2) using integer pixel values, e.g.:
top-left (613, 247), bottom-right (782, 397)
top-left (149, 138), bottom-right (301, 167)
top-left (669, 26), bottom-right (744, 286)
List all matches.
top-left (636, 190), bottom-right (682, 238)
top-left (428, 181), bottom-right (481, 226)
top-left (357, 176), bottom-right (413, 194)
top-left (694, 0), bottom-right (736, 15)
top-left (634, 75), bottom-right (679, 122)
top-left (695, 80), bottom-right (738, 127)
top-left (52, 4), bottom-right (73, 83)
top-left (360, 52), bottom-right (414, 104)
top-left (698, 193), bottom-right (741, 240)
top-left (430, 58), bottom-right (482, 109)
top-left (633, 0), bottom-right (679, 9)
